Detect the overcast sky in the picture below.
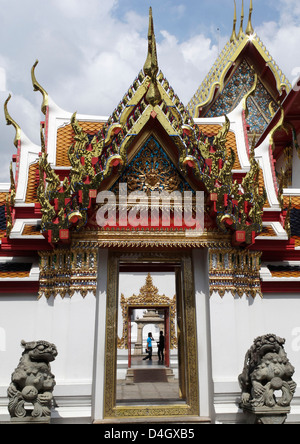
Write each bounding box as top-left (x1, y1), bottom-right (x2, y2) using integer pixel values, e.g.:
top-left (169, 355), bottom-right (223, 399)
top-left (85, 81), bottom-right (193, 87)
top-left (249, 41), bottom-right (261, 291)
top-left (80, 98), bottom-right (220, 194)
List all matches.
top-left (0, 0), bottom-right (299, 182)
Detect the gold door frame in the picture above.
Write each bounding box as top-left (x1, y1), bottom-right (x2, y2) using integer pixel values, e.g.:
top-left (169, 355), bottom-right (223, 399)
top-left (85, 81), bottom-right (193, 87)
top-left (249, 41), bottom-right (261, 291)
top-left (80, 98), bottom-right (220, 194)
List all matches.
top-left (103, 251), bottom-right (199, 420)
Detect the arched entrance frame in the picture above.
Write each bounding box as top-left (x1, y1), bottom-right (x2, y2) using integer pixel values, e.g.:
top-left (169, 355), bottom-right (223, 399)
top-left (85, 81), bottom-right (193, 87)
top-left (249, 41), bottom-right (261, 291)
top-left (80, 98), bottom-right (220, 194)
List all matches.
top-left (129, 307), bottom-right (169, 366)
top-left (118, 273), bottom-right (177, 368)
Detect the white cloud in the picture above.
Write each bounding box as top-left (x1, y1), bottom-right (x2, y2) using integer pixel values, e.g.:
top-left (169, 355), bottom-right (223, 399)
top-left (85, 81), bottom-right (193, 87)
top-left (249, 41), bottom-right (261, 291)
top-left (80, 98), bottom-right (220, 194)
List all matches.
top-left (0, 90), bottom-right (41, 182)
top-left (157, 31), bottom-right (218, 105)
top-left (8, 94), bottom-right (41, 142)
top-left (181, 34), bottom-right (218, 66)
top-left (0, 68), bottom-right (6, 92)
top-left (52, 0), bottom-right (118, 19)
top-left (256, 7), bottom-right (300, 84)
top-left (170, 4), bottom-right (186, 19)
top-left (276, 0), bottom-right (300, 25)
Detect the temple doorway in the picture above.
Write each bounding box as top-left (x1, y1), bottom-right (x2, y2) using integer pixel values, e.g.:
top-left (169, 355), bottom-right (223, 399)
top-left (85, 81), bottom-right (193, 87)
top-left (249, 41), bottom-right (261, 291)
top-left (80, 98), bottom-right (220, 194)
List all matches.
top-left (128, 307), bottom-right (169, 367)
top-left (116, 271), bottom-right (180, 404)
top-left (103, 251), bottom-right (199, 419)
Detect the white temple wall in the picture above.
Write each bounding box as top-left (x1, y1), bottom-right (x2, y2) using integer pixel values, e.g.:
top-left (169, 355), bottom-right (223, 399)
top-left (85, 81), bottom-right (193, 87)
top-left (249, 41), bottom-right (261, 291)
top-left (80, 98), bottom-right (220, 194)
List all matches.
top-left (210, 293), bottom-right (300, 423)
top-left (0, 292), bottom-right (96, 423)
top-left (1, 263), bottom-right (300, 423)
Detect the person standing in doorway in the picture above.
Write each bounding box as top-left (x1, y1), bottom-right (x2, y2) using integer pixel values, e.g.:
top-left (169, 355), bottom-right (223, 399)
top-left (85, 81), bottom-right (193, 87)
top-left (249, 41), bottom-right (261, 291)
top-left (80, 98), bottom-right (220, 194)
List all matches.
top-left (158, 331), bottom-right (165, 363)
top-left (143, 332), bottom-right (153, 360)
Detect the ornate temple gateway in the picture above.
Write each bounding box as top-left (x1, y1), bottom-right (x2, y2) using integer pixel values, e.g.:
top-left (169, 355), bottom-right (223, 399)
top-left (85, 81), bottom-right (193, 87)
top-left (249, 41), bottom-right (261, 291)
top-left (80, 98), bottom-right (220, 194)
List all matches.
top-left (0, 3), bottom-right (300, 424)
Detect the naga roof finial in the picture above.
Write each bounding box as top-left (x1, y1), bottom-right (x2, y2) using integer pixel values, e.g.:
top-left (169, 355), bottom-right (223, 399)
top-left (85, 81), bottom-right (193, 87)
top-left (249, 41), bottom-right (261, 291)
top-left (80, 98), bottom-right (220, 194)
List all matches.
top-left (245, 0), bottom-right (254, 36)
top-left (4, 94), bottom-right (21, 149)
top-left (238, 0), bottom-right (245, 39)
top-left (143, 7), bottom-right (161, 106)
top-left (230, 0), bottom-right (238, 43)
top-left (31, 60), bottom-right (49, 115)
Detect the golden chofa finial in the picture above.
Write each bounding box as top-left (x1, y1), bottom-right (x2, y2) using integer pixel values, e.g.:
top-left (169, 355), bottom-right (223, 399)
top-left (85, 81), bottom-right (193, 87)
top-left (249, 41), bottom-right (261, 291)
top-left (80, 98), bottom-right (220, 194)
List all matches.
top-left (31, 60), bottom-right (49, 115)
top-left (246, 0), bottom-right (254, 35)
top-left (238, 0), bottom-right (245, 39)
top-left (143, 7), bottom-right (161, 106)
top-left (143, 7), bottom-right (159, 78)
top-left (4, 94), bottom-right (21, 149)
top-left (230, 0), bottom-right (238, 43)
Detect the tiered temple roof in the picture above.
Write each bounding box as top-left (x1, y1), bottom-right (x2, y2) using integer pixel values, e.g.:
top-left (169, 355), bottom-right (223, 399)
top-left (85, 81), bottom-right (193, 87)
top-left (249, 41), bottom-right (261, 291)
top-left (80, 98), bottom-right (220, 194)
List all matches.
top-left (187, 0), bottom-right (291, 143)
top-left (0, 5), bottom-right (299, 297)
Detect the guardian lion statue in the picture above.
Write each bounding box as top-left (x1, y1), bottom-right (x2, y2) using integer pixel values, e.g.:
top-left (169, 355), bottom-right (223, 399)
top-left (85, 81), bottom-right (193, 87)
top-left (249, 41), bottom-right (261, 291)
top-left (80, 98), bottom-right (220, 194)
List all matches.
top-left (239, 334), bottom-right (296, 409)
top-left (7, 340), bottom-right (58, 419)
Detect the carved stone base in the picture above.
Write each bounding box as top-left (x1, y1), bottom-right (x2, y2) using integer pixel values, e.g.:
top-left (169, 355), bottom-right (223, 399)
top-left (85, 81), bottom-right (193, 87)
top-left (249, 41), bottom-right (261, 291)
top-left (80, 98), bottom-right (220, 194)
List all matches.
top-left (242, 404), bottom-right (290, 424)
top-left (10, 416), bottom-right (51, 424)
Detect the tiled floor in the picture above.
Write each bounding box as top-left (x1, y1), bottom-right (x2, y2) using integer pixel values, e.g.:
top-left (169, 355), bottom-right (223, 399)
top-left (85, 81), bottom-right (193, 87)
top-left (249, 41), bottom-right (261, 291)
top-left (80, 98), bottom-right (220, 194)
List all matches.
top-left (116, 380), bottom-right (181, 404)
top-left (116, 356), bottom-right (181, 404)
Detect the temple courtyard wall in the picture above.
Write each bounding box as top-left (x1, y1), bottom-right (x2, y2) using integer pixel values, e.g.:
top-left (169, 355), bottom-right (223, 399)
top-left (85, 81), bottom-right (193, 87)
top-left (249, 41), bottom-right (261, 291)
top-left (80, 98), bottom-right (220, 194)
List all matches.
top-left (0, 280), bottom-right (300, 423)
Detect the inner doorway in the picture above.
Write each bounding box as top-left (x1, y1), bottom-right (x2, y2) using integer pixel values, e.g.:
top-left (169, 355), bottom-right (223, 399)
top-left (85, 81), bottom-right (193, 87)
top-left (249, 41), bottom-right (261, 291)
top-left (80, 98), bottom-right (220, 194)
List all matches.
top-left (128, 306), bottom-right (169, 368)
top-left (116, 271), bottom-right (179, 404)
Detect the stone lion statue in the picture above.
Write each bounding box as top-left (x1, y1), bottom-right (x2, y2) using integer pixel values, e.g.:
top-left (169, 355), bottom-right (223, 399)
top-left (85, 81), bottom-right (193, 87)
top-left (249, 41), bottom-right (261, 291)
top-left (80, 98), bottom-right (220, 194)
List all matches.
top-left (7, 340), bottom-right (58, 419)
top-left (239, 334), bottom-right (296, 409)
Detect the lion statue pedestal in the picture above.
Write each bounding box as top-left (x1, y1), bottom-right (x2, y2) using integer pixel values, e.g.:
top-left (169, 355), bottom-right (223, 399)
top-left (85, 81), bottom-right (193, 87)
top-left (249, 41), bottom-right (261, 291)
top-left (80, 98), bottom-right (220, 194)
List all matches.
top-left (7, 340), bottom-right (58, 423)
top-left (242, 404), bottom-right (291, 425)
top-left (239, 334), bottom-right (296, 424)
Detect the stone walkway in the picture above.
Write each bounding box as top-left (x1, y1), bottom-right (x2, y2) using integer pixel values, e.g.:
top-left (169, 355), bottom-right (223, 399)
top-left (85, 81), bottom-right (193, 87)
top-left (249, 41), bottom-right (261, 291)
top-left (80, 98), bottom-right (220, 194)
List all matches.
top-left (116, 356), bottom-right (181, 404)
top-left (116, 353), bottom-right (182, 404)
top-left (116, 380), bottom-right (181, 404)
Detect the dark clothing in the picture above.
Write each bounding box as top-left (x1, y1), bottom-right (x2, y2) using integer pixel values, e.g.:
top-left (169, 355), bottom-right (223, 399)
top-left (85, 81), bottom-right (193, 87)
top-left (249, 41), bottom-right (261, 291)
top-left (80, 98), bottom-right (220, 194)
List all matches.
top-left (144, 347), bottom-right (152, 360)
top-left (158, 334), bottom-right (165, 361)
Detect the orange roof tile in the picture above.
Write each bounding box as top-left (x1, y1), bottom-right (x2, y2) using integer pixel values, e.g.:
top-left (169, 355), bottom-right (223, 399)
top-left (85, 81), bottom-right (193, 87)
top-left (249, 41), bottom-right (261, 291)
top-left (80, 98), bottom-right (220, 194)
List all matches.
top-left (0, 192), bottom-right (8, 205)
top-left (0, 262), bottom-right (32, 278)
top-left (196, 124), bottom-right (241, 169)
top-left (25, 163), bottom-right (39, 204)
top-left (0, 271), bottom-right (31, 278)
top-left (258, 167), bottom-right (270, 208)
top-left (283, 196), bottom-right (300, 209)
top-left (56, 121), bottom-right (105, 167)
top-left (0, 192), bottom-right (8, 238)
top-left (293, 236), bottom-right (300, 247)
top-left (22, 224), bottom-right (41, 236)
top-left (195, 126), bottom-right (270, 208)
top-left (259, 226), bottom-right (276, 237)
top-left (271, 270), bottom-right (300, 278)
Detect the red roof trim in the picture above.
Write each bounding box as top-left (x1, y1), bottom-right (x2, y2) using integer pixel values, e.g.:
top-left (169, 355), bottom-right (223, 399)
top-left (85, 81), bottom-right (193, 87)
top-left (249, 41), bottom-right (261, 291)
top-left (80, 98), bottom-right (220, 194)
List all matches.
top-left (262, 281), bottom-right (300, 293)
top-left (0, 281), bottom-right (39, 294)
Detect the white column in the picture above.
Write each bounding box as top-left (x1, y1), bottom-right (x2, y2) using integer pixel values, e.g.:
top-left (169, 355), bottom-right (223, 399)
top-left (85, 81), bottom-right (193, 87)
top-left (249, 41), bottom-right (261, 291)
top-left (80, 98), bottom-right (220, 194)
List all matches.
top-left (192, 248), bottom-right (214, 421)
top-left (91, 249), bottom-right (108, 422)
